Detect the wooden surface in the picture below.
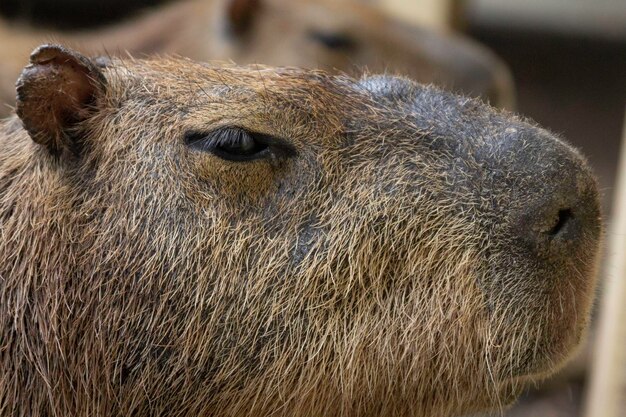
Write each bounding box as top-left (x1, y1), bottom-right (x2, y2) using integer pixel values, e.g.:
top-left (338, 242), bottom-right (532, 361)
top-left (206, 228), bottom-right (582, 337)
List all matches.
top-left (584, 108), bottom-right (626, 417)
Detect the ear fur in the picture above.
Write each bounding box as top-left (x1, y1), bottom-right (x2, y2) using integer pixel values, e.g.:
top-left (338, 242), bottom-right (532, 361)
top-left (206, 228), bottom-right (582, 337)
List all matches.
top-left (16, 44), bottom-right (107, 154)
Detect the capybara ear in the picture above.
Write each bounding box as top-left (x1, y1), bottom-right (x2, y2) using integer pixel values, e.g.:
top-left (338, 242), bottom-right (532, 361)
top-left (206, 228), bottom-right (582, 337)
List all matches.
top-left (16, 44), bottom-right (107, 154)
top-left (227, 0), bottom-right (261, 34)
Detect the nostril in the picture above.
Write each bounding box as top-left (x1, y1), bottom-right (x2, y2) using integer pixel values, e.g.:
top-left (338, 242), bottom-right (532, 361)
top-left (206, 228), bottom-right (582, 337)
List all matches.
top-left (518, 174), bottom-right (600, 250)
top-left (546, 208), bottom-right (573, 236)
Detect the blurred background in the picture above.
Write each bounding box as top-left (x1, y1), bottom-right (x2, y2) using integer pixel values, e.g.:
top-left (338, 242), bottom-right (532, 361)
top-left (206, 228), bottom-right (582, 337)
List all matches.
top-left (0, 0), bottom-right (624, 415)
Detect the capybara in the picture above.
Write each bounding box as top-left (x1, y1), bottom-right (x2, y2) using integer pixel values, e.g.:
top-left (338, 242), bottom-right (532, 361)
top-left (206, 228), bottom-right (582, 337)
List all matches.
top-left (0, 0), bottom-right (515, 119)
top-left (0, 45), bottom-right (600, 417)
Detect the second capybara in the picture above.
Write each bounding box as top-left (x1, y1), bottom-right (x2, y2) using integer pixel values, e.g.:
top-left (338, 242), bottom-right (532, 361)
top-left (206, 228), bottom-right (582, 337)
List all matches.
top-left (0, 45), bottom-right (599, 417)
top-left (0, 0), bottom-right (515, 119)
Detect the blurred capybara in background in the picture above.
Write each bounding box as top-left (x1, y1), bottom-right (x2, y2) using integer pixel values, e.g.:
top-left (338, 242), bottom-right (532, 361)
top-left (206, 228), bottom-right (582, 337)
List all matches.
top-left (0, 44), bottom-right (600, 417)
top-left (0, 0), bottom-right (515, 119)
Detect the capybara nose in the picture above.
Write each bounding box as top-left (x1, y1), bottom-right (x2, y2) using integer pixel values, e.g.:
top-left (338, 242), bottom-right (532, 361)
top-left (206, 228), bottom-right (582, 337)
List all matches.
top-left (510, 142), bottom-right (601, 252)
top-left (526, 193), bottom-right (595, 245)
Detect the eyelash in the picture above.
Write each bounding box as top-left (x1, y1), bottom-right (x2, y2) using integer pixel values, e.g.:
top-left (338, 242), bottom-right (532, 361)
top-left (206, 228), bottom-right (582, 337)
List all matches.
top-left (184, 127), bottom-right (296, 162)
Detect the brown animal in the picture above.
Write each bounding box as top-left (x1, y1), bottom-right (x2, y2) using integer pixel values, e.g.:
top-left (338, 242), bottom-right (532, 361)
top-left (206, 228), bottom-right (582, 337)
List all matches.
top-left (0, 45), bottom-right (599, 417)
top-left (0, 0), bottom-right (515, 119)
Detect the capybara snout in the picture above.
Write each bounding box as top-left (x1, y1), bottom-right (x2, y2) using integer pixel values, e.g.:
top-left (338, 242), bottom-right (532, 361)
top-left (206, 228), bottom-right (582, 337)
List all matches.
top-left (361, 74), bottom-right (601, 267)
top-left (0, 46), bottom-right (602, 417)
top-left (360, 75), bottom-right (602, 375)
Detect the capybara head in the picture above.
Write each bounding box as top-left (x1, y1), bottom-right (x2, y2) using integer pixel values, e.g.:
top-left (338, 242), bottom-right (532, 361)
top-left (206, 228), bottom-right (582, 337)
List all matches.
top-left (0, 0), bottom-right (514, 119)
top-left (182, 0), bottom-right (515, 108)
top-left (0, 45), bottom-right (601, 417)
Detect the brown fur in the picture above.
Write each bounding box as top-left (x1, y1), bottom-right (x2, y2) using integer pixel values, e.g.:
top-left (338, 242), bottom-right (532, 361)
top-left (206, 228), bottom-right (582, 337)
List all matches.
top-left (0, 46), bottom-right (600, 417)
top-left (0, 0), bottom-right (515, 119)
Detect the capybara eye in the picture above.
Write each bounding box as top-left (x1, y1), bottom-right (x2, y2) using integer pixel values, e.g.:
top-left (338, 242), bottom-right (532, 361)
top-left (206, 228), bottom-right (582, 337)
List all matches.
top-left (308, 30), bottom-right (357, 51)
top-left (184, 127), bottom-right (296, 162)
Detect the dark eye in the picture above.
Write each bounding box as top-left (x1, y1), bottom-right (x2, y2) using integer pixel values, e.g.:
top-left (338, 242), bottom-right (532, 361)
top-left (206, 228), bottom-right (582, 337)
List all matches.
top-left (185, 127), bottom-right (295, 162)
top-left (308, 30), bottom-right (356, 50)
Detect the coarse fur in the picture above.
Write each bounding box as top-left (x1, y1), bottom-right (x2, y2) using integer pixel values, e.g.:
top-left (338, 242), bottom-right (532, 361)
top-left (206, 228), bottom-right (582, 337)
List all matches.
top-left (0, 0), bottom-right (514, 119)
top-left (0, 47), bottom-right (601, 417)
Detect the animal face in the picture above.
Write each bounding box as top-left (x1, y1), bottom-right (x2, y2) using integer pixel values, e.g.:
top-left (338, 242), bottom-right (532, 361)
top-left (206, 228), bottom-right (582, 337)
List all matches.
top-left (200, 0), bottom-right (513, 107)
top-left (0, 0), bottom-right (514, 120)
top-left (0, 46), bottom-right (601, 417)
